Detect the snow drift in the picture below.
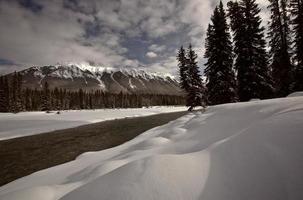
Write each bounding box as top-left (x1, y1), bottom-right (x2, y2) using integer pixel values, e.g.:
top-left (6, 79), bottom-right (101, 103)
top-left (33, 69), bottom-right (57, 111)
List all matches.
top-left (288, 91), bottom-right (303, 97)
top-left (0, 96), bottom-right (303, 200)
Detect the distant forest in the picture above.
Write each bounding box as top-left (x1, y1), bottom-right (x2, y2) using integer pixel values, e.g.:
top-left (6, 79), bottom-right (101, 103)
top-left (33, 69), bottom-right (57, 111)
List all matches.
top-left (0, 72), bottom-right (185, 113)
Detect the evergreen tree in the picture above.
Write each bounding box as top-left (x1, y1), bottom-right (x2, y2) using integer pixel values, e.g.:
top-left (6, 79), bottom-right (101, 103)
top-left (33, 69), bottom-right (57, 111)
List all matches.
top-left (3, 76), bottom-right (10, 112)
top-left (177, 46), bottom-right (189, 91)
top-left (88, 94), bottom-right (93, 109)
top-left (24, 88), bottom-right (31, 111)
top-left (290, 0), bottom-right (303, 91)
top-left (228, 0), bottom-right (274, 101)
top-left (268, 0), bottom-right (292, 96)
top-left (186, 44), bottom-right (207, 111)
top-left (0, 76), bottom-right (6, 112)
top-left (53, 87), bottom-right (61, 110)
top-left (10, 72), bottom-right (23, 113)
top-left (16, 72), bottom-right (24, 111)
top-left (10, 72), bottom-right (17, 112)
top-left (78, 88), bottom-right (84, 109)
top-left (41, 81), bottom-right (51, 111)
top-left (204, 1), bottom-right (237, 105)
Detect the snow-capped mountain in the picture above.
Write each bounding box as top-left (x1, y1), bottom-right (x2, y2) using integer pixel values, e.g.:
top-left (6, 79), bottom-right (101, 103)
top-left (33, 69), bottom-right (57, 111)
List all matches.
top-left (8, 64), bottom-right (183, 95)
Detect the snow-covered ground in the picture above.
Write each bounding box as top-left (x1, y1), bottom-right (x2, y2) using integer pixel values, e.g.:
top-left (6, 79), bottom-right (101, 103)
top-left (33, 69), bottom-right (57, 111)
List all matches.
top-left (0, 106), bottom-right (187, 140)
top-left (1, 95), bottom-right (303, 200)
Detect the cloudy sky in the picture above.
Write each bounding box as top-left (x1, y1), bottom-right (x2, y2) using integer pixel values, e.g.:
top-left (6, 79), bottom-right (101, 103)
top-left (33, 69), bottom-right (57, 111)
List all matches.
top-left (0, 0), bottom-right (269, 75)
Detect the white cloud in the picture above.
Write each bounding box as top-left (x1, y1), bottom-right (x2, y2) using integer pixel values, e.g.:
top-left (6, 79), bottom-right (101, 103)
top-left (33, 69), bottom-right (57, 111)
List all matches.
top-left (146, 52), bottom-right (158, 58)
top-left (148, 55), bottom-right (179, 77)
top-left (0, 0), bottom-right (271, 75)
top-left (149, 44), bottom-right (166, 53)
top-left (0, 0), bottom-right (141, 72)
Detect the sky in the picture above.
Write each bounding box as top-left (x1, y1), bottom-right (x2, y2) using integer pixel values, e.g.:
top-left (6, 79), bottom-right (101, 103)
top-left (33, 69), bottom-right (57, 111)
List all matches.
top-left (0, 0), bottom-right (269, 76)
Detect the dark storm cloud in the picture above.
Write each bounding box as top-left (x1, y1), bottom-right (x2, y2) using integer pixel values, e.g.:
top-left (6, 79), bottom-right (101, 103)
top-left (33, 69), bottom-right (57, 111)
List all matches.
top-left (0, 0), bottom-right (268, 75)
top-left (17, 0), bottom-right (43, 13)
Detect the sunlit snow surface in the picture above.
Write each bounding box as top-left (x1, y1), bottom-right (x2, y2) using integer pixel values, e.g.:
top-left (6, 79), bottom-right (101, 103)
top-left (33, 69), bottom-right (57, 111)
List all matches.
top-left (0, 106), bottom-right (187, 140)
top-left (1, 96), bottom-right (303, 200)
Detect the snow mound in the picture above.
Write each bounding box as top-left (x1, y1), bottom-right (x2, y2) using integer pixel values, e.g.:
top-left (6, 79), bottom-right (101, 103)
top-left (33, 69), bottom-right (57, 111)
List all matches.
top-left (288, 91), bottom-right (303, 97)
top-left (133, 137), bottom-right (171, 149)
top-left (1, 97), bottom-right (303, 200)
top-left (249, 98), bottom-right (260, 101)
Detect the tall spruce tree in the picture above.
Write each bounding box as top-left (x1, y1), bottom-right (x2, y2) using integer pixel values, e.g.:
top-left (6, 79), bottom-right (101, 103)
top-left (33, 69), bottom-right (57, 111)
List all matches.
top-left (2, 76), bottom-right (10, 112)
top-left (16, 72), bottom-right (24, 111)
top-left (186, 44), bottom-right (207, 111)
top-left (268, 0), bottom-right (292, 96)
top-left (79, 88), bottom-right (84, 109)
top-left (10, 72), bottom-right (23, 113)
top-left (10, 72), bottom-right (17, 112)
top-left (0, 77), bottom-right (6, 112)
top-left (204, 1), bottom-right (237, 105)
top-left (228, 0), bottom-right (273, 101)
top-left (177, 46), bottom-right (189, 91)
top-left (290, 0), bottom-right (303, 91)
top-left (41, 81), bottom-right (51, 111)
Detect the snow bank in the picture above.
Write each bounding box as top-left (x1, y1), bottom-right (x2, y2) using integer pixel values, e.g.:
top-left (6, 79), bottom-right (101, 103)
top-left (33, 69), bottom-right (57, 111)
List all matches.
top-left (0, 107), bottom-right (187, 140)
top-left (1, 97), bottom-right (303, 200)
top-left (249, 98), bottom-right (260, 101)
top-left (288, 91), bottom-right (303, 97)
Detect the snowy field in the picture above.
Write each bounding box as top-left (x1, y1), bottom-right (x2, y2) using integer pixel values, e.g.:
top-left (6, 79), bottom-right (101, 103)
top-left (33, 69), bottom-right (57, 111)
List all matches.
top-left (0, 106), bottom-right (187, 140)
top-left (1, 95), bottom-right (303, 200)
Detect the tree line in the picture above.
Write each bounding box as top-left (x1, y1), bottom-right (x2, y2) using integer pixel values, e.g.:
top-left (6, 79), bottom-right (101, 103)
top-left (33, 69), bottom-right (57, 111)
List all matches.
top-left (178, 0), bottom-right (303, 107)
top-left (0, 72), bottom-right (185, 113)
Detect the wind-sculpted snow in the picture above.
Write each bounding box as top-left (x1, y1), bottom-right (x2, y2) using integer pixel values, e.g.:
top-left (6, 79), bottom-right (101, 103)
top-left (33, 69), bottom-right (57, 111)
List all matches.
top-left (288, 91), bottom-right (303, 97)
top-left (1, 96), bottom-right (303, 200)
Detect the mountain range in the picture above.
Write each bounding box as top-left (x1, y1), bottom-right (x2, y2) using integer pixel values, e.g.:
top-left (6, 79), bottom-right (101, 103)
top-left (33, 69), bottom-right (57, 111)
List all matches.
top-left (6, 64), bottom-right (183, 95)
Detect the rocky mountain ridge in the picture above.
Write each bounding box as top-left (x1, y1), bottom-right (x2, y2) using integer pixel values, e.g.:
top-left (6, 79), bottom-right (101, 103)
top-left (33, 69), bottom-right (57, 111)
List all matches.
top-left (8, 64), bottom-right (183, 95)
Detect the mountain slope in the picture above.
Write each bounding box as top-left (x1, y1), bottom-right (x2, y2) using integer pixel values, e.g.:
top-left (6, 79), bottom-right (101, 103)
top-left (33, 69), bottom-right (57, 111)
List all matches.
top-left (9, 65), bottom-right (182, 95)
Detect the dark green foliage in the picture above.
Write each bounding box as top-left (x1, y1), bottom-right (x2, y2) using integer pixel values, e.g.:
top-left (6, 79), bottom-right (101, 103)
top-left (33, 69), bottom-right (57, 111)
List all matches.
top-left (268, 0), bottom-right (292, 97)
top-left (0, 77), bottom-right (6, 112)
top-left (177, 46), bottom-right (189, 91)
top-left (41, 81), bottom-right (51, 111)
top-left (0, 76), bottom-right (10, 112)
top-left (186, 44), bottom-right (207, 111)
top-left (24, 90), bottom-right (184, 111)
top-left (290, 0), bottom-right (303, 91)
top-left (228, 0), bottom-right (274, 101)
top-left (9, 72), bottom-right (24, 113)
top-left (78, 88), bottom-right (84, 109)
top-left (177, 45), bottom-right (207, 110)
top-left (204, 1), bottom-right (237, 105)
